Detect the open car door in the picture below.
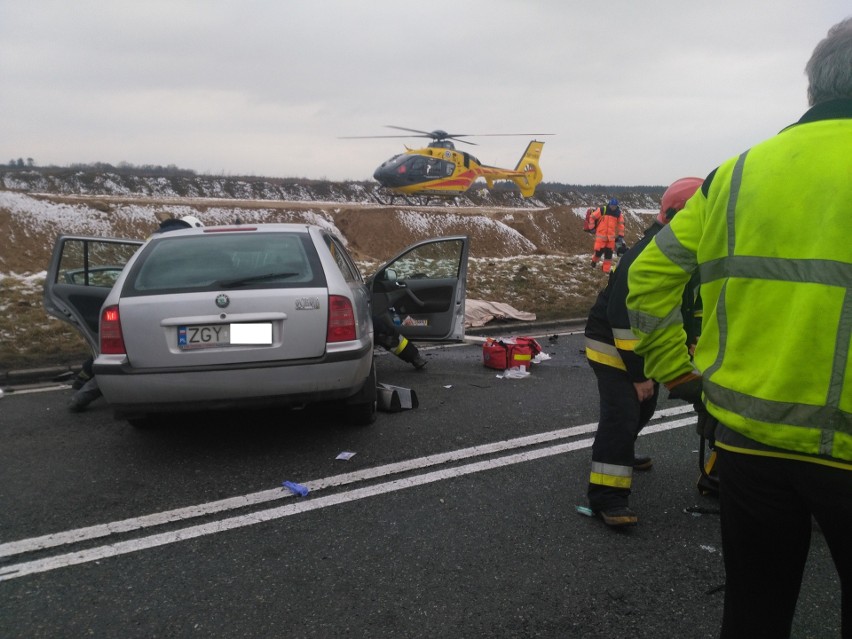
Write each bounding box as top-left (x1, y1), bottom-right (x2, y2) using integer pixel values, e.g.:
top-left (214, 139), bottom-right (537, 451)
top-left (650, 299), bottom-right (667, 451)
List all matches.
top-left (43, 235), bottom-right (144, 353)
top-left (369, 235), bottom-right (469, 342)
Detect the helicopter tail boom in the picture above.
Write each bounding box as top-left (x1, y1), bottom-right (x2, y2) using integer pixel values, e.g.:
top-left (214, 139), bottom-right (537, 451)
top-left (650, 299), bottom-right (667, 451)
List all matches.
top-left (510, 140), bottom-right (545, 197)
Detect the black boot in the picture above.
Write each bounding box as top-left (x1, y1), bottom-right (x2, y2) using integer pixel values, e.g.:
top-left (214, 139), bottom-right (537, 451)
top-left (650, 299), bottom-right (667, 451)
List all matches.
top-left (72, 357), bottom-right (95, 390)
top-left (397, 342), bottom-right (427, 370)
top-left (68, 378), bottom-right (102, 412)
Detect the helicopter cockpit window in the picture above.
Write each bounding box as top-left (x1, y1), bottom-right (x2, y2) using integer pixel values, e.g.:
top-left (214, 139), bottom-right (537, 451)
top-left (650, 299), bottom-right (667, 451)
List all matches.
top-left (404, 156), bottom-right (453, 179)
top-left (409, 157), bottom-right (427, 176)
top-left (426, 157), bottom-right (453, 177)
top-left (380, 154), bottom-right (403, 169)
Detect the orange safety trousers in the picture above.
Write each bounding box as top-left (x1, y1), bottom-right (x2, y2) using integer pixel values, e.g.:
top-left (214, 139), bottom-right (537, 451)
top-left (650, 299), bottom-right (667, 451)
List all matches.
top-left (591, 238), bottom-right (617, 272)
top-left (591, 240), bottom-right (616, 273)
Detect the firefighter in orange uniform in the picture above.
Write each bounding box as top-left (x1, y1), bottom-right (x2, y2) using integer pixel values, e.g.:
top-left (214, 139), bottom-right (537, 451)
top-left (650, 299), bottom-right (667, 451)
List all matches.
top-left (589, 198), bottom-right (625, 273)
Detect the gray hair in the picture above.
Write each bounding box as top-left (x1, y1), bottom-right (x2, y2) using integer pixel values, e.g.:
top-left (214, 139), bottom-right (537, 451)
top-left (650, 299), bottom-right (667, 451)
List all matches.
top-left (806, 17), bottom-right (852, 106)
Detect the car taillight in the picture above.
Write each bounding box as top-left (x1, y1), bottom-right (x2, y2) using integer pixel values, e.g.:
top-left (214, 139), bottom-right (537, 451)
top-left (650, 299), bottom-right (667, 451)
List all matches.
top-left (327, 295), bottom-right (357, 343)
top-left (100, 305), bottom-right (126, 354)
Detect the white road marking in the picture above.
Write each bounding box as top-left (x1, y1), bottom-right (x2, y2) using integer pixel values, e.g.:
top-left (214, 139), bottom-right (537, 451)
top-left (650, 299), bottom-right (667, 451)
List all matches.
top-left (0, 384), bottom-right (71, 396)
top-left (0, 405), bottom-right (694, 559)
top-left (0, 410), bottom-right (696, 581)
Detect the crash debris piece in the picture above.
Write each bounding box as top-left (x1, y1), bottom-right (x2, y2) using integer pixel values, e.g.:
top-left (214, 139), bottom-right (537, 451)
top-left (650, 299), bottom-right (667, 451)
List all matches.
top-left (377, 383), bottom-right (418, 412)
top-left (282, 481), bottom-right (310, 497)
top-left (496, 367), bottom-right (531, 379)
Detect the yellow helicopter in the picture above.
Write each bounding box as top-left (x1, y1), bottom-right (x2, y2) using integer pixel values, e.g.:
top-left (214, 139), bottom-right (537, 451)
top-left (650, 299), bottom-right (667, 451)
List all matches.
top-left (341, 126), bottom-right (552, 205)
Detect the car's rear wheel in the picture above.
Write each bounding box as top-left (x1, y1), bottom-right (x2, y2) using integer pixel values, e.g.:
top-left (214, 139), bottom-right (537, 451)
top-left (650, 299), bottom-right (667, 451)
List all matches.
top-left (346, 360), bottom-right (377, 426)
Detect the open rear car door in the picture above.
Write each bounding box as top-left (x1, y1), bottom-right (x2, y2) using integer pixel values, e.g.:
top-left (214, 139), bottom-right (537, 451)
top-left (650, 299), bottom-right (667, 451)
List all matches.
top-left (43, 236), bottom-right (144, 353)
top-left (368, 235), bottom-right (469, 342)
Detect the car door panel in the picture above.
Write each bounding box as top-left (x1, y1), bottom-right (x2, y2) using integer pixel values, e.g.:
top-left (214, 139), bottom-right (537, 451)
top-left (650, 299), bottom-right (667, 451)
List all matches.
top-left (369, 236), bottom-right (469, 342)
top-left (43, 236), bottom-right (144, 352)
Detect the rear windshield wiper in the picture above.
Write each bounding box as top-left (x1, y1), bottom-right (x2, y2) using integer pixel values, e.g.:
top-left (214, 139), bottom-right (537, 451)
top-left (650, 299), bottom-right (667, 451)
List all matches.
top-left (217, 272), bottom-right (299, 288)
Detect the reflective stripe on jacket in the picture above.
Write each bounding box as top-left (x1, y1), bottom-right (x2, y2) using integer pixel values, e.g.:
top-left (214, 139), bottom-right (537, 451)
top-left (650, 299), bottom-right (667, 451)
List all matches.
top-left (585, 223), bottom-right (701, 380)
top-left (626, 98), bottom-right (852, 463)
top-left (585, 226), bottom-right (662, 380)
top-left (591, 206), bottom-right (624, 241)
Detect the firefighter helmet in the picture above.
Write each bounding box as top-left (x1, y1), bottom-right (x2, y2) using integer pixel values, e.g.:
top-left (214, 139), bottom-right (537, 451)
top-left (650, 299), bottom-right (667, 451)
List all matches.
top-left (657, 177), bottom-right (703, 224)
top-left (180, 215), bottom-right (204, 228)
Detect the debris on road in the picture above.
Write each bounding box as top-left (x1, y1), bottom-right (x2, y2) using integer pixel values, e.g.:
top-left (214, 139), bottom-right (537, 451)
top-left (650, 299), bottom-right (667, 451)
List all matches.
top-left (282, 481), bottom-right (310, 497)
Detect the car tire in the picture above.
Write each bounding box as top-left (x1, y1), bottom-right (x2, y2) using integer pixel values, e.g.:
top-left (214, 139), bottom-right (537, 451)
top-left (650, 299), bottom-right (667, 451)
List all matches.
top-left (347, 360), bottom-right (377, 426)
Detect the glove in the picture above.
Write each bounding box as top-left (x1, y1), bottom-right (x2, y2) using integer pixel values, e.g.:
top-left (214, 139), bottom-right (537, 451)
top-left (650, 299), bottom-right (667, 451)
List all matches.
top-left (693, 402), bottom-right (719, 442)
top-left (665, 372), bottom-right (702, 404)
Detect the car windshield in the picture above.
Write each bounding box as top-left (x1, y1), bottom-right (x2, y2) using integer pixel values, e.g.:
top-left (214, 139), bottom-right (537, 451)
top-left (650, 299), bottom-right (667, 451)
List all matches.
top-left (125, 231), bottom-right (326, 295)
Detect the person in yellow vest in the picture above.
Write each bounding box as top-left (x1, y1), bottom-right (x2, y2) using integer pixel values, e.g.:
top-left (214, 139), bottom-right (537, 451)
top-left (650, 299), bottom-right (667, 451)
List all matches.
top-left (626, 17), bottom-right (852, 638)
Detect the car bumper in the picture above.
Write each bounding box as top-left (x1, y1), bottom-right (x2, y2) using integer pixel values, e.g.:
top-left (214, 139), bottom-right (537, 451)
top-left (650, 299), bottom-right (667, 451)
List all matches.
top-left (93, 344), bottom-right (373, 414)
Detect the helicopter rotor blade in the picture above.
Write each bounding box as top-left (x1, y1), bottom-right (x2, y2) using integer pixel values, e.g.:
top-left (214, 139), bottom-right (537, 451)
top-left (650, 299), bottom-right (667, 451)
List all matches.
top-left (384, 126), bottom-right (481, 144)
top-left (384, 125), bottom-right (439, 137)
top-left (339, 127), bottom-right (554, 142)
top-left (385, 127), bottom-right (554, 140)
top-left (338, 135), bottom-right (434, 139)
top-left (448, 133), bottom-right (555, 137)
top-left (338, 134), bottom-right (477, 145)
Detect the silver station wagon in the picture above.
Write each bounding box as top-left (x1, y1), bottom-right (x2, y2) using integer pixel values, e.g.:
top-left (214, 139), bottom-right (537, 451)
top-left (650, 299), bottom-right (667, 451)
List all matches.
top-left (44, 223), bottom-right (469, 427)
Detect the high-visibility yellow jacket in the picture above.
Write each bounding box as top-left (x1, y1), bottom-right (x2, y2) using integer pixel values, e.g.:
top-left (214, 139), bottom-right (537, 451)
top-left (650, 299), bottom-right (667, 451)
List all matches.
top-left (585, 223), bottom-right (702, 379)
top-left (625, 98), bottom-right (852, 466)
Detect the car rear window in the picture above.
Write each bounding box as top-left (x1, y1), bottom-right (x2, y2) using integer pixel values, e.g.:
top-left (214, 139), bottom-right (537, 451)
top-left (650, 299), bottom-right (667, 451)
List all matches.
top-left (123, 231), bottom-right (327, 296)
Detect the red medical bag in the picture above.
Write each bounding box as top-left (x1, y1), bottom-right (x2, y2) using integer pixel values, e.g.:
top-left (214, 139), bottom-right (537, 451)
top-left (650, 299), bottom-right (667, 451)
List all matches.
top-left (482, 337), bottom-right (541, 370)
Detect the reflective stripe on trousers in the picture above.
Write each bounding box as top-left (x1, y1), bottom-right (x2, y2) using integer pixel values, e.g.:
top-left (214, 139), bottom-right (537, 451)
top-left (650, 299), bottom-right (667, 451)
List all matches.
top-left (590, 461), bottom-right (633, 489)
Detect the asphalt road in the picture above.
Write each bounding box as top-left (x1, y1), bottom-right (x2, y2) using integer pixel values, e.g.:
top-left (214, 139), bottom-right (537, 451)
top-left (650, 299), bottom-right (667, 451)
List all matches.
top-left (0, 331), bottom-right (842, 638)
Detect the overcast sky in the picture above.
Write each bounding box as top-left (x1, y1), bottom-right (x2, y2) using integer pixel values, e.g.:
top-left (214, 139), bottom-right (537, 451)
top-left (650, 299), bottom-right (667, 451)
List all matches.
top-left (1, 2), bottom-right (848, 186)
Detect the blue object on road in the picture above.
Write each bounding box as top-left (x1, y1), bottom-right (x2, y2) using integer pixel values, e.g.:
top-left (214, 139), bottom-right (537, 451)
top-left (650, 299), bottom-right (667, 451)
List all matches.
top-left (282, 481), bottom-right (309, 497)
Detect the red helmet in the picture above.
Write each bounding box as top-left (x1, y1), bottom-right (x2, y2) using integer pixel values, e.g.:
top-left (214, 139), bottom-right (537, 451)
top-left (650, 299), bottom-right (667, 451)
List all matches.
top-left (657, 177), bottom-right (703, 224)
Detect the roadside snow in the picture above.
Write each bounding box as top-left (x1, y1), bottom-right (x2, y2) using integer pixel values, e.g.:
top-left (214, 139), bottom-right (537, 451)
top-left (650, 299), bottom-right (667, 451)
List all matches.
top-left (0, 191), bottom-right (152, 235)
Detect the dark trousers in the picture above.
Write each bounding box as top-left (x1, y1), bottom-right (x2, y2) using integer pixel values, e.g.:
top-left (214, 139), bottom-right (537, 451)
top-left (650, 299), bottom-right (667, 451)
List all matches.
top-left (717, 448), bottom-right (852, 638)
top-left (587, 360), bottom-right (658, 510)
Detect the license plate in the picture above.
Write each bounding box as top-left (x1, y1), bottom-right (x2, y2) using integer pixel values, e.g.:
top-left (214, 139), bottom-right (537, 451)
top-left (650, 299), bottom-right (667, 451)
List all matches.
top-left (178, 323), bottom-right (272, 349)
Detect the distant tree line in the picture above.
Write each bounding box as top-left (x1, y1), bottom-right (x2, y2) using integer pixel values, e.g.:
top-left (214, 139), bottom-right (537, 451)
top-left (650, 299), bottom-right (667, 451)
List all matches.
top-left (4, 158), bottom-right (36, 167)
top-left (1, 159), bottom-right (196, 177)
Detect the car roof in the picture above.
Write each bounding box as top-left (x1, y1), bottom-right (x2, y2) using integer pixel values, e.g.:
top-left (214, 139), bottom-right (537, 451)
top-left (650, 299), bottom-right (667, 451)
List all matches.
top-left (151, 223), bottom-right (322, 237)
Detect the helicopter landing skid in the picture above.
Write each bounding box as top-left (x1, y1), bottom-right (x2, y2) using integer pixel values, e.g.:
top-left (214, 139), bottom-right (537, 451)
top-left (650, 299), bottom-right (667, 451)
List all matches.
top-left (370, 190), bottom-right (398, 205)
top-left (370, 190), bottom-right (426, 206)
